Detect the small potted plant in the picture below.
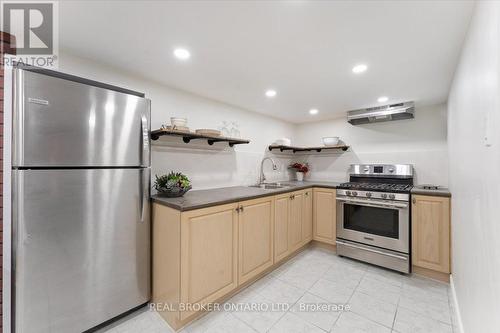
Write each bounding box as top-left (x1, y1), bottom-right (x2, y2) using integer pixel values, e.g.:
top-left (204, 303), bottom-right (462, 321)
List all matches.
top-left (289, 162), bottom-right (309, 181)
top-left (154, 171), bottom-right (192, 197)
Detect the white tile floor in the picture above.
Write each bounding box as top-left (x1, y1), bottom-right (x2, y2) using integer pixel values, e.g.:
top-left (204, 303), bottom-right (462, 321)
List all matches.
top-left (99, 247), bottom-right (459, 333)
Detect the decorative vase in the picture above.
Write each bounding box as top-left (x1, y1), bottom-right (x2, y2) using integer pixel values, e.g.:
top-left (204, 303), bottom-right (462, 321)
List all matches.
top-left (296, 172), bottom-right (304, 182)
top-left (157, 185), bottom-right (192, 198)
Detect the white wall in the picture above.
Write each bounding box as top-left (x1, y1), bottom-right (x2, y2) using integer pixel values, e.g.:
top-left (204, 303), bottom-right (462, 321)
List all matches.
top-left (57, 53), bottom-right (449, 191)
top-left (58, 53), bottom-right (295, 189)
top-left (447, 1), bottom-right (500, 332)
top-left (293, 104), bottom-right (448, 185)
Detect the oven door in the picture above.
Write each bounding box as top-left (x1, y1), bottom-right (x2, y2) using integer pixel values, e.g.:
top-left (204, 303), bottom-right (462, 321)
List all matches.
top-left (336, 196), bottom-right (409, 253)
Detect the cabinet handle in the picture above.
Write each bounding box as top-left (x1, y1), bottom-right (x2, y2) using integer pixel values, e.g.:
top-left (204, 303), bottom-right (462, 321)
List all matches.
top-left (305, 192), bottom-right (309, 196)
top-left (235, 207), bottom-right (240, 213)
top-left (240, 206), bottom-right (244, 212)
top-left (412, 198), bottom-right (416, 204)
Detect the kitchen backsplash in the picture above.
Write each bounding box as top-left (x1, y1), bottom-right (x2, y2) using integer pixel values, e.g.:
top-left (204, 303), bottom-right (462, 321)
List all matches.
top-left (152, 141), bottom-right (293, 190)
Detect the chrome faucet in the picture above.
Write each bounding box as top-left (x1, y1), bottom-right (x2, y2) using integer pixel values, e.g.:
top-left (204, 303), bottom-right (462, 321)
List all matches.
top-left (259, 157), bottom-right (278, 184)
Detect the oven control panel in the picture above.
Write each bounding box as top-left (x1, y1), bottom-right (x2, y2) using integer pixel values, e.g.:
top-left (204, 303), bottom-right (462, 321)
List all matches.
top-left (350, 164), bottom-right (413, 177)
top-left (337, 189), bottom-right (409, 202)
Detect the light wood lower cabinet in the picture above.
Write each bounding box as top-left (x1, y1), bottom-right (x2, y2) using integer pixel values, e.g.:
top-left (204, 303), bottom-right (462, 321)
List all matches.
top-left (302, 190), bottom-right (313, 245)
top-left (153, 187), bottom-right (334, 330)
top-left (274, 193), bottom-right (290, 262)
top-left (289, 191), bottom-right (304, 252)
top-left (152, 203), bottom-right (181, 326)
top-left (238, 196), bottom-right (274, 284)
top-left (180, 203), bottom-right (239, 320)
top-left (313, 188), bottom-right (337, 245)
top-left (412, 195), bottom-right (451, 274)
top-left (274, 190), bottom-right (310, 263)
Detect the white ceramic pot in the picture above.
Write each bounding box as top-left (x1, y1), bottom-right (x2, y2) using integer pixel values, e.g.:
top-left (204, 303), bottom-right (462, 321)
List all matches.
top-left (322, 136), bottom-right (340, 146)
top-left (296, 172), bottom-right (304, 182)
top-left (274, 138), bottom-right (291, 146)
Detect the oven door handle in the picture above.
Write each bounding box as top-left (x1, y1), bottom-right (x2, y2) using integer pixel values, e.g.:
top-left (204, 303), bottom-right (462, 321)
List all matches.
top-left (336, 197), bottom-right (408, 209)
top-left (336, 240), bottom-right (409, 261)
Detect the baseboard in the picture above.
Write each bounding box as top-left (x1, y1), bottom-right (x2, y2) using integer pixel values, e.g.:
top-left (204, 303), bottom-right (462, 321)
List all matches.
top-left (450, 275), bottom-right (465, 333)
top-left (412, 266), bottom-right (450, 283)
top-left (310, 240), bottom-right (336, 252)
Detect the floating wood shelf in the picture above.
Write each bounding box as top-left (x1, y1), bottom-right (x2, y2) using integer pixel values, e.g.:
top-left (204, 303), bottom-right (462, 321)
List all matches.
top-left (268, 144), bottom-right (349, 153)
top-left (151, 129), bottom-right (250, 147)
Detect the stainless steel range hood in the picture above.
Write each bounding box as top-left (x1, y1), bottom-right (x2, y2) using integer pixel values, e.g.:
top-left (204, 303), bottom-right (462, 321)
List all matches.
top-left (347, 101), bottom-right (415, 125)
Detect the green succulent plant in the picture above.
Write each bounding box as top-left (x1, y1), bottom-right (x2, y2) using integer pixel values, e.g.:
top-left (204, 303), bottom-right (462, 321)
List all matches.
top-left (154, 171), bottom-right (191, 192)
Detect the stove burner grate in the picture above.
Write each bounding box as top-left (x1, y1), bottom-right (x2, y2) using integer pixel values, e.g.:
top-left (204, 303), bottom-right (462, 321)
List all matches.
top-left (338, 182), bottom-right (412, 192)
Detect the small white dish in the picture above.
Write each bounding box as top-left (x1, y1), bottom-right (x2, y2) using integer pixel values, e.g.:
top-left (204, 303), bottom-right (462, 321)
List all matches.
top-left (322, 137), bottom-right (339, 146)
top-left (274, 138), bottom-right (291, 146)
top-left (195, 129), bottom-right (221, 137)
top-left (171, 117), bottom-right (187, 127)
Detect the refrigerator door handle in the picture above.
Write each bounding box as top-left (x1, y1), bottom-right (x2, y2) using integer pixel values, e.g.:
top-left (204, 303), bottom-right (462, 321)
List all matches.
top-left (13, 170), bottom-right (28, 247)
top-left (141, 110), bottom-right (150, 168)
top-left (13, 68), bottom-right (25, 166)
top-left (140, 168), bottom-right (150, 223)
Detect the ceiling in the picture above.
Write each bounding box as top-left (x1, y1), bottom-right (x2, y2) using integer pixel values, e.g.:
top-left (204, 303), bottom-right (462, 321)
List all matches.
top-left (59, 0), bottom-right (474, 123)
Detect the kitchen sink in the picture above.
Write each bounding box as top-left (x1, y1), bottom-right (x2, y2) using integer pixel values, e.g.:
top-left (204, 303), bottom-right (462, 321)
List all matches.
top-left (249, 183), bottom-right (292, 190)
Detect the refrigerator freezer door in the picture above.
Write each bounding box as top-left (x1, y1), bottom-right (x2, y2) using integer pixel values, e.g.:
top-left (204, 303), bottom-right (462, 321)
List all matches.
top-left (12, 168), bottom-right (150, 333)
top-left (13, 69), bottom-right (150, 167)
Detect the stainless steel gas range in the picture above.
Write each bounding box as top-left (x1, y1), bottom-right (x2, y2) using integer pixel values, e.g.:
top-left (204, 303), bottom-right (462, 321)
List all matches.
top-left (336, 164), bottom-right (413, 273)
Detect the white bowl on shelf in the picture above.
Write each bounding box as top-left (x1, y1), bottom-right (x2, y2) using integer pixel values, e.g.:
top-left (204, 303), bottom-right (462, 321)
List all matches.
top-left (196, 129), bottom-right (221, 137)
top-left (274, 138), bottom-right (291, 146)
top-left (322, 137), bottom-right (340, 146)
top-left (171, 117), bottom-right (187, 127)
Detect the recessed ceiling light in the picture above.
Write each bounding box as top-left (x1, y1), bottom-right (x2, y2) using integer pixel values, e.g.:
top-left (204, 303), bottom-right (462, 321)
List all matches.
top-left (173, 48), bottom-right (191, 60)
top-left (309, 109), bottom-right (319, 115)
top-left (377, 96), bottom-right (389, 103)
top-left (265, 90), bottom-right (277, 98)
top-left (352, 64), bottom-right (368, 74)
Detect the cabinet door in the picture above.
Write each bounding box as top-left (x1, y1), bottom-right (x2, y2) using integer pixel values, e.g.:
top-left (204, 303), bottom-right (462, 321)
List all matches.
top-left (274, 193), bottom-right (290, 262)
top-left (238, 197), bottom-right (274, 284)
top-left (289, 191), bottom-right (304, 252)
top-left (313, 188), bottom-right (337, 245)
top-left (412, 195), bottom-right (450, 273)
top-left (302, 190), bottom-right (313, 244)
top-left (180, 203), bottom-right (239, 320)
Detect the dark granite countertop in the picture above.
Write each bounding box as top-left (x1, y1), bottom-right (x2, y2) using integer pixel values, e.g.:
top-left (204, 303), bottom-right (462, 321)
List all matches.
top-left (151, 180), bottom-right (341, 211)
top-left (411, 186), bottom-right (451, 198)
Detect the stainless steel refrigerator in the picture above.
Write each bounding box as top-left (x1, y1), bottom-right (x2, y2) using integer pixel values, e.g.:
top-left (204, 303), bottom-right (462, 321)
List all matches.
top-left (9, 66), bottom-right (151, 332)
